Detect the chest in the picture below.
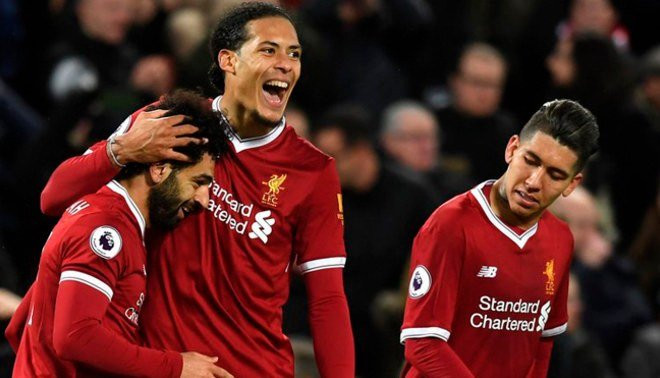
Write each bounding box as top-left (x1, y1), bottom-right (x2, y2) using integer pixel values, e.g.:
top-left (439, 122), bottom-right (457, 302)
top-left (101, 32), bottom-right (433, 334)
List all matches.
top-left (109, 261), bottom-right (147, 328)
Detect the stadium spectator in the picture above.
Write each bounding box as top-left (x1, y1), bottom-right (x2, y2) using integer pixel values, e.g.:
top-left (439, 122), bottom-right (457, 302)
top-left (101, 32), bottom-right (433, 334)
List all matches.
top-left (556, 0), bottom-right (629, 50)
top-left (551, 186), bottom-right (652, 367)
top-left (435, 42), bottom-right (519, 181)
top-left (313, 104), bottom-right (435, 378)
top-left (380, 100), bottom-right (472, 203)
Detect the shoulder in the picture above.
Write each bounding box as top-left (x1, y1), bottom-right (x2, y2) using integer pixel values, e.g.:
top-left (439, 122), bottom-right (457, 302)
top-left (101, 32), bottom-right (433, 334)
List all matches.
top-left (419, 191), bottom-right (474, 236)
top-left (281, 126), bottom-right (335, 171)
top-left (541, 211), bottom-right (573, 239)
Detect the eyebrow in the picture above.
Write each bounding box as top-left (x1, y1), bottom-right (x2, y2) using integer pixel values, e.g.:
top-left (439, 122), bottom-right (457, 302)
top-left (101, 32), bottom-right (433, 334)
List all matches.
top-left (260, 41), bottom-right (302, 50)
top-left (526, 151), bottom-right (570, 178)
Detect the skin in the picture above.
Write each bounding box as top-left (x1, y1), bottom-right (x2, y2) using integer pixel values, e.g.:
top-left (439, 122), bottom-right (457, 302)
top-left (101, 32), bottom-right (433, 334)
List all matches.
top-left (490, 131), bottom-right (583, 230)
top-left (218, 16), bottom-right (302, 138)
top-left (450, 51), bottom-right (506, 118)
top-left (76, 0), bottom-right (134, 45)
top-left (382, 109), bottom-right (439, 172)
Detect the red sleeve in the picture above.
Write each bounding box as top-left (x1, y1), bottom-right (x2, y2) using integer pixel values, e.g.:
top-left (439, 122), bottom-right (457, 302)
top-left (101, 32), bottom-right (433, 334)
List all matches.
top-left (304, 268), bottom-right (354, 378)
top-left (526, 338), bottom-right (554, 378)
top-left (293, 159), bottom-right (347, 274)
top-left (53, 281), bottom-right (182, 377)
top-left (40, 140), bottom-right (120, 216)
top-left (404, 338), bottom-right (474, 378)
top-left (541, 233), bottom-right (572, 338)
top-left (40, 111), bottom-right (139, 216)
top-left (401, 206), bottom-right (465, 344)
top-left (4, 285), bottom-right (33, 352)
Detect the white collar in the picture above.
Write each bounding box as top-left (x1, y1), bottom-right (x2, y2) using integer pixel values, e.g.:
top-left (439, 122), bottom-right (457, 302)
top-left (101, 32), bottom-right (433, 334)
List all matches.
top-left (212, 95), bottom-right (286, 153)
top-left (106, 180), bottom-right (146, 239)
top-left (470, 180), bottom-right (539, 249)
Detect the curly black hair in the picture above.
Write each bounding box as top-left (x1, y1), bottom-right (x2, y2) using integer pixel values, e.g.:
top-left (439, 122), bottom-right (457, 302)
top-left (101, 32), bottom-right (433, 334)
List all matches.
top-left (208, 2), bottom-right (293, 93)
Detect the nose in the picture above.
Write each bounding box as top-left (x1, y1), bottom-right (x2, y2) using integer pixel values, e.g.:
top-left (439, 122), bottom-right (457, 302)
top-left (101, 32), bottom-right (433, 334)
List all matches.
top-left (195, 185), bottom-right (211, 209)
top-left (275, 52), bottom-right (293, 74)
top-left (525, 167), bottom-right (543, 191)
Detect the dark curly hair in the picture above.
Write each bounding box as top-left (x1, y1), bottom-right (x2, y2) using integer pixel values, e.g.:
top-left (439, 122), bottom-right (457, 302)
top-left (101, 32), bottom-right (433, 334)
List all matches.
top-left (116, 89), bottom-right (227, 180)
top-left (208, 2), bottom-right (293, 93)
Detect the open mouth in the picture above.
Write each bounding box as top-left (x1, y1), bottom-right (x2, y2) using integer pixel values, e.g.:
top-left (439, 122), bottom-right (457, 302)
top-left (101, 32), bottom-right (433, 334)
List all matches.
top-left (515, 190), bottom-right (538, 208)
top-left (262, 80), bottom-right (289, 108)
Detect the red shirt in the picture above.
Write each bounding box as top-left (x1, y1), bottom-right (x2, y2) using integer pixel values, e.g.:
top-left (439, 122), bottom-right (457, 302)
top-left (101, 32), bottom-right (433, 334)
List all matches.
top-left (401, 181), bottom-right (572, 378)
top-left (13, 181), bottom-right (181, 377)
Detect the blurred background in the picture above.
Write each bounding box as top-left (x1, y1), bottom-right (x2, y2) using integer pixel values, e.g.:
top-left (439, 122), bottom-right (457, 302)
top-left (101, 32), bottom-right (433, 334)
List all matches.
top-left (0, 0), bottom-right (658, 377)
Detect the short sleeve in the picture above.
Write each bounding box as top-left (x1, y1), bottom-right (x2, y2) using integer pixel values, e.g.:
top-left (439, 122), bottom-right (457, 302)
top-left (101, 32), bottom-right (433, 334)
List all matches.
top-left (59, 212), bottom-right (135, 302)
top-left (293, 159), bottom-right (347, 275)
top-left (541, 259), bottom-right (570, 337)
top-left (401, 209), bottom-right (466, 344)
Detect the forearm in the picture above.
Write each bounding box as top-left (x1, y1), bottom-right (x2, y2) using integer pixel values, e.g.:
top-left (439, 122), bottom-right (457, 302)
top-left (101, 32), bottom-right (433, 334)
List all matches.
top-left (40, 141), bottom-right (120, 216)
top-left (404, 338), bottom-right (474, 378)
top-left (304, 269), bottom-right (355, 378)
top-left (53, 282), bottom-right (182, 377)
top-left (4, 286), bottom-right (33, 351)
top-left (526, 338), bottom-right (554, 378)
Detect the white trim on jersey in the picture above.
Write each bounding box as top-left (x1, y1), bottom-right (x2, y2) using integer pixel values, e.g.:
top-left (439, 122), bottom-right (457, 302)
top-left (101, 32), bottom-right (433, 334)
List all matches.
top-left (60, 270), bottom-right (113, 301)
top-left (296, 257), bottom-right (346, 274)
top-left (400, 327), bottom-right (451, 344)
top-left (106, 180), bottom-right (146, 238)
top-left (541, 323), bottom-right (567, 337)
top-left (211, 95), bottom-right (286, 153)
top-left (470, 180), bottom-right (538, 249)
top-left (84, 115), bottom-right (132, 155)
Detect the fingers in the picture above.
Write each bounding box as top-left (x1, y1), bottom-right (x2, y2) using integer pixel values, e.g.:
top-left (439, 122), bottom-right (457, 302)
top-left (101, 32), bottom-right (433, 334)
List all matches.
top-left (172, 137), bottom-right (204, 147)
top-left (169, 124), bottom-right (200, 137)
top-left (163, 150), bottom-right (194, 162)
top-left (211, 366), bottom-right (234, 378)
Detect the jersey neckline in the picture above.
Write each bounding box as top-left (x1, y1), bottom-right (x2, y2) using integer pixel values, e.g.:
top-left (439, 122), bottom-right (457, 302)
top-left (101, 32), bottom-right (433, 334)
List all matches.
top-left (470, 180), bottom-right (539, 249)
top-left (211, 95), bottom-right (286, 153)
top-left (106, 180), bottom-right (146, 239)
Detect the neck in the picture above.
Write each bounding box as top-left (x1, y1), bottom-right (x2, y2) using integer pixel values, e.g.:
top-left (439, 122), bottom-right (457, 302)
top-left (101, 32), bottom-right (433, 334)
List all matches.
top-left (219, 95), bottom-right (277, 139)
top-left (489, 178), bottom-right (539, 230)
top-left (117, 177), bottom-right (150, 228)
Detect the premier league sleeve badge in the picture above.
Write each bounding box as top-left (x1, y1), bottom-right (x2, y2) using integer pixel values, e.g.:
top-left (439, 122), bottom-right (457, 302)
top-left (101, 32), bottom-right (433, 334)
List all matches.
top-left (89, 226), bottom-right (123, 259)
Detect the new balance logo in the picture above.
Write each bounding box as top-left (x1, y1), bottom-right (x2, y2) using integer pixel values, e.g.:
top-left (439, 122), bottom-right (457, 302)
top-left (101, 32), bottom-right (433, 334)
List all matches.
top-left (477, 266), bottom-right (498, 278)
top-left (249, 210), bottom-right (275, 244)
top-left (67, 200), bottom-right (89, 215)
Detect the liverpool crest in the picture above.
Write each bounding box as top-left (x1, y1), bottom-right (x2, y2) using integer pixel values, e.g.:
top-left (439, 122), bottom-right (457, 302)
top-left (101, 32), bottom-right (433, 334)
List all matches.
top-left (262, 174), bottom-right (287, 207)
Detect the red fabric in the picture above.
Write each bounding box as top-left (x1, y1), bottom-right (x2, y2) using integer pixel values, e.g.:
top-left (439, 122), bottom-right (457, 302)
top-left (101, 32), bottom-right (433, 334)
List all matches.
top-left (403, 338), bottom-right (473, 378)
top-left (526, 338), bottom-right (554, 378)
top-left (40, 140), bottom-right (119, 216)
top-left (304, 268), bottom-right (354, 377)
top-left (4, 286), bottom-right (33, 352)
top-left (401, 181), bottom-right (572, 378)
top-left (53, 281), bottom-right (182, 377)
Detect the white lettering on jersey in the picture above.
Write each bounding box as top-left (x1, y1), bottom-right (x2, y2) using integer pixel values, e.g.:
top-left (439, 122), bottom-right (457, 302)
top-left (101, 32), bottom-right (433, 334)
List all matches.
top-left (470, 295), bottom-right (551, 333)
top-left (476, 266), bottom-right (498, 278)
top-left (67, 200), bottom-right (90, 215)
top-left (249, 210), bottom-right (276, 244)
top-left (536, 300), bottom-right (551, 331)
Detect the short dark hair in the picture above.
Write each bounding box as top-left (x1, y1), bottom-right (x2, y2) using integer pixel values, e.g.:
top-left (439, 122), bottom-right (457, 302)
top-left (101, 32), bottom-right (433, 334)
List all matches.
top-left (315, 104), bottom-right (374, 148)
top-left (208, 2), bottom-right (293, 93)
top-left (520, 99), bottom-right (599, 173)
top-left (115, 89), bottom-right (227, 180)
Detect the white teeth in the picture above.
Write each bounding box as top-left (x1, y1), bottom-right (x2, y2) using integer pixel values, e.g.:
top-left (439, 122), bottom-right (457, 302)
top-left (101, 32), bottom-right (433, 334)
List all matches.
top-left (265, 80), bottom-right (288, 89)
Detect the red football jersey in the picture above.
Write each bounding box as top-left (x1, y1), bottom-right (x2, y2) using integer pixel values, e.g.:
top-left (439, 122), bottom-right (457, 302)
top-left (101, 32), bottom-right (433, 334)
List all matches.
top-left (13, 181), bottom-right (152, 377)
top-left (131, 96), bottom-right (347, 376)
top-left (401, 180), bottom-right (572, 378)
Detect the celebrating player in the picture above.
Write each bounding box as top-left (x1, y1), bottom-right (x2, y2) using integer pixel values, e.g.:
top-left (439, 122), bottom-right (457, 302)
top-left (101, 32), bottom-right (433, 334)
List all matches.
top-left (400, 99), bottom-right (599, 377)
top-left (6, 90), bottom-right (231, 377)
top-left (37, 3), bottom-right (354, 377)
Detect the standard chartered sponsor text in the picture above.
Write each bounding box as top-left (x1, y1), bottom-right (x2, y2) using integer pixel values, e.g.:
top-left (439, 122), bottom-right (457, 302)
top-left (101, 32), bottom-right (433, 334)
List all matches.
top-left (470, 295), bottom-right (550, 332)
top-left (207, 180), bottom-right (253, 234)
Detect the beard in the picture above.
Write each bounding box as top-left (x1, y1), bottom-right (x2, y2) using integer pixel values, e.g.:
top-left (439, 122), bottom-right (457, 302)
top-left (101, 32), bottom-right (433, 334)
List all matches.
top-left (148, 172), bottom-right (193, 230)
top-left (250, 108), bottom-right (281, 128)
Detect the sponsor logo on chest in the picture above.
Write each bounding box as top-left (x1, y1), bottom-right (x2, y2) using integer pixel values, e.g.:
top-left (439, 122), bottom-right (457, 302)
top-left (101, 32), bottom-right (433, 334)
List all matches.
top-left (207, 176), bottom-right (285, 244)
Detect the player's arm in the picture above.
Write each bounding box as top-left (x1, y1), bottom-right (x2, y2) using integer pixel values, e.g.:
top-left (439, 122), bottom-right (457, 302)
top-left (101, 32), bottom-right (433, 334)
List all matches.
top-left (400, 208), bottom-right (473, 377)
top-left (40, 108), bottom-right (202, 216)
top-left (295, 160), bottom-right (354, 377)
top-left (4, 285), bottom-right (33, 352)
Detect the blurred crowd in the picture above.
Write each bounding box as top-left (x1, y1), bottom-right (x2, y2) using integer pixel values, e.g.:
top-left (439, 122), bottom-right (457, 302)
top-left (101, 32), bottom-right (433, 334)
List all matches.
top-left (1, 0), bottom-right (659, 377)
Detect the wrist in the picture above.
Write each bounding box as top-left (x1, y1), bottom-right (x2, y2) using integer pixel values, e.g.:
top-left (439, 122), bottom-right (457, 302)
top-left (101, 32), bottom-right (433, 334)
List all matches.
top-left (107, 136), bottom-right (127, 168)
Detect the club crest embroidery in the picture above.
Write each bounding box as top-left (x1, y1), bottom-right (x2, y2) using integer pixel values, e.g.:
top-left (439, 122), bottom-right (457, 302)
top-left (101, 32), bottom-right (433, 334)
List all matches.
top-left (543, 259), bottom-right (555, 295)
top-left (89, 226), bottom-right (122, 259)
top-left (262, 174), bottom-right (287, 207)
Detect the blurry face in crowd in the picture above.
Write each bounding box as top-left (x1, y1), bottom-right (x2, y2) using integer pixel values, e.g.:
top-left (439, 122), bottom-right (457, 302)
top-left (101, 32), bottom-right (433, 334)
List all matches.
top-left (221, 16), bottom-right (302, 126)
top-left (496, 131), bottom-right (582, 228)
top-left (547, 39), bottom-right (576, 88)
top-left (570, 0), bottom-right (618, 35)
top-left (643, 75), bottom-right (660, 110)
top-left (148, 154), bottom-right (215, 229)
top-left (451, 52), bottom-right (506, 118)
top-left (383, 109), bottom-right (438, 172)
top-left (77, 0), bottom-right (134, 45)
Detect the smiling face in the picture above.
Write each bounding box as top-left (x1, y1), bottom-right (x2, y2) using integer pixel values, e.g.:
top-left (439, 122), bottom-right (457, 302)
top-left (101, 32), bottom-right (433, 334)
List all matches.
top-left (148, 154), bottom-right (215, 229)
top-left (220, 16), bottom-right (301, 126)
top-left (497, 131), bottom-right (583, 226)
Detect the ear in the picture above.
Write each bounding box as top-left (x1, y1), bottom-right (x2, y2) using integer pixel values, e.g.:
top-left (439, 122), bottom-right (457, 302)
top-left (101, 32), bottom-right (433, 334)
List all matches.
top-left (562, 173), bottom-right (583, 197)
top-left (218, 49), bottom-right (237, 75)
top-left (504, 135), bottom-right (520, 164)
top-left (149, 163), bottom-right (172, 185)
